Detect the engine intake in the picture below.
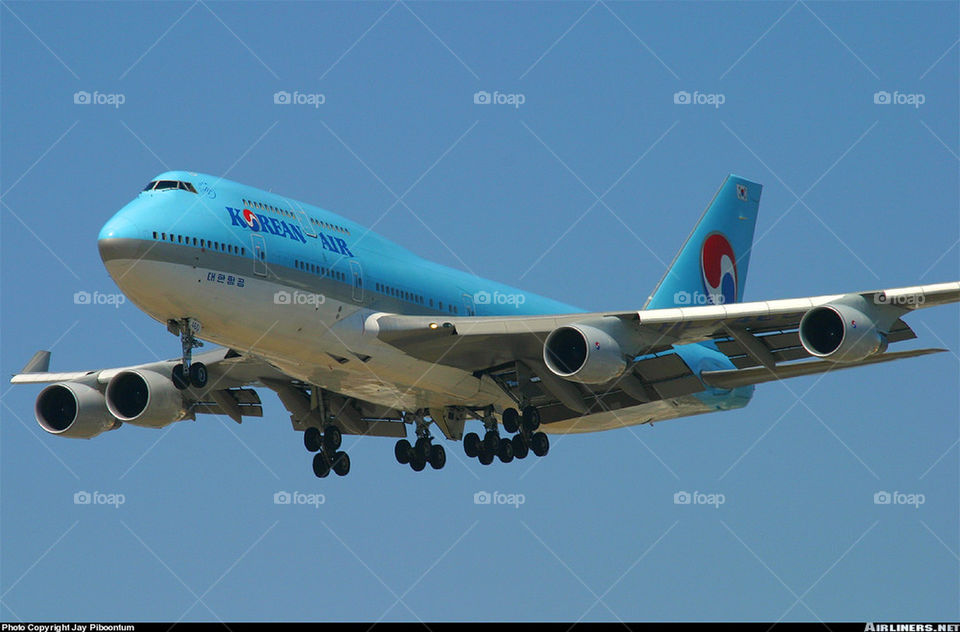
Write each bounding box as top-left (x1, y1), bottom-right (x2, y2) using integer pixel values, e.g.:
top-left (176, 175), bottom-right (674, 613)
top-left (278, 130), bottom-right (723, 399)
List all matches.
top-left (105, 369), bottom-right (188, 428)
top-left (543, 323), bottom-right (626, 384)
top-left (35, 383), bottom-right (118, 439)
top-left (799, 303), bottom-right (888, 363)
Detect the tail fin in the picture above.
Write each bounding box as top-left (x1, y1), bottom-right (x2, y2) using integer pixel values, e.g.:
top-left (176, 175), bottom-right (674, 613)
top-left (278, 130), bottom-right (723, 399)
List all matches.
top-left (644, 174), bottom-right (761, 309)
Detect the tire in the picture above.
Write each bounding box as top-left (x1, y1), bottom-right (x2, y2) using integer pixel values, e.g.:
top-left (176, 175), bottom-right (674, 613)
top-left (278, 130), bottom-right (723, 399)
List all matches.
top-left (429, 444), bottom-right (446, 470)
top-left (332, 451), bottom-right (351, 476)
top-left (171, 364), bottom-right (189, 390)
top-left (395, 439), bottom-right (412, 464)
top-left (323, 425), bottom-right (342, 451)
top-left (304, 427), bottom-right (322, 453)
top-left (483, 430), bottom-right (500, 453)
top-left (410, 455), bottom-right (426, 472)
top-left (188, 362), bottom-right (208, 388)
top-left (478, 448), bottom-right (494, 466)
top-left (415, 437), bottom-right (432, 462)
top-left (463, 432), bottom-right (481, 458)
top-left (512, 434), bottom-right (529, 459)
top-left (531, 431), bottom-right (550, 457)
top-left (522, 406), bottom-right (541, 432)
top-left (312, 452), bottom-right (331, 478)
top-left (502, 408), bottom-right (520, 434)
top-left (497, 438), bottom-right (514, 463)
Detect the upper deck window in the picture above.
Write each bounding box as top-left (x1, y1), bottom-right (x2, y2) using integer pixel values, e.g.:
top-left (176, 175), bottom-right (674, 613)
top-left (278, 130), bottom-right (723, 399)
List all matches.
top-left (143, 180), bottom-right (198, 193)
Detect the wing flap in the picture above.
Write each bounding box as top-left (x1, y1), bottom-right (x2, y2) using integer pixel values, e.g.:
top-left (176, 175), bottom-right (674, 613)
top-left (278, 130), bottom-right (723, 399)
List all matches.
top-left (701, 348), bottom-right (946, 389)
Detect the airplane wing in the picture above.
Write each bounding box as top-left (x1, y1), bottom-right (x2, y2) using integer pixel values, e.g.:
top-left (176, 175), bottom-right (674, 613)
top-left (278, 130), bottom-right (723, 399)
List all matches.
top-left (11, 346), bottom-right (407, 438)
top-left (370, 281), bottom-right (959, 415)
top-left (10, 347), bottom-right (279, 423)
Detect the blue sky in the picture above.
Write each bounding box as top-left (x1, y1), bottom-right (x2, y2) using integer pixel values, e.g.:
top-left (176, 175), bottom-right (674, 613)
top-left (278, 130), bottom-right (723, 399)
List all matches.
top-left (1, 0), bottom-right (958, 622)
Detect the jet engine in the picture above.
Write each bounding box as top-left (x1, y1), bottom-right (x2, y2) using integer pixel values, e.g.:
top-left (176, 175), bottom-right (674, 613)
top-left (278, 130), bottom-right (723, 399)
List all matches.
top-left (105, 369), bottom-right (189, 428)
top-left (798, 302), bottom-right (888, 363)
top-left (543, 323), bottom-right (627, 384)
top-left (35, 382), bottom-right (119, 439)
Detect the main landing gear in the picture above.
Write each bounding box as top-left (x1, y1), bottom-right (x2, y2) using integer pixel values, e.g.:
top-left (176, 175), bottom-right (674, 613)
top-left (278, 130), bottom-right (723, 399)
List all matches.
top-left (394, 411), bottom-right (446, 472)
top-left (168, 318), bottom-right (208, 390)
top-left (304, 423), bottom-right (350, 478)
top-left (463, 406), bottom-right (549, 465)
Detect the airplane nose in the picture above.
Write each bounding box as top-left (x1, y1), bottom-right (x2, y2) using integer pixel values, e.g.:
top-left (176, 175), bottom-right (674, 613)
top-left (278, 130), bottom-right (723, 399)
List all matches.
top-left (98, 214), bottom-right (145, 264)
top-left (98, 214), bottom-right (138, 241)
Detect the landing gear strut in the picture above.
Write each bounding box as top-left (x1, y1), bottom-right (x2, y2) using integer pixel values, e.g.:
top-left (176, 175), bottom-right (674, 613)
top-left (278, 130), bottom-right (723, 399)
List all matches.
top-left (394, 410), bottom-right (445, 472)
top-left (168, 318), bottom-right (207, 390)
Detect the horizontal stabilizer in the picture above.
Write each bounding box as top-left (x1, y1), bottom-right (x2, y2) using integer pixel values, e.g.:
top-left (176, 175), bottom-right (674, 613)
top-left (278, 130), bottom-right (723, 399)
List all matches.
top-left (701, 348), bottom-right (946, 389)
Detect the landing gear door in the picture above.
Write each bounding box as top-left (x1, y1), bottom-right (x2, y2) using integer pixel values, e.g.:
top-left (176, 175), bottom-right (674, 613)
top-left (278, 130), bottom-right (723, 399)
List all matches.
top-left (349, 260), bottom-right (363, 303)
top-left (251, 234), bottom-right (267, 277)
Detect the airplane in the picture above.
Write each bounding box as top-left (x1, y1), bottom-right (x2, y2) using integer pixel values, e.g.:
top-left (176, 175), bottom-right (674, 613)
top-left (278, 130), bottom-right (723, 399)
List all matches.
top-left (11, 172), bottom-right (959, 478)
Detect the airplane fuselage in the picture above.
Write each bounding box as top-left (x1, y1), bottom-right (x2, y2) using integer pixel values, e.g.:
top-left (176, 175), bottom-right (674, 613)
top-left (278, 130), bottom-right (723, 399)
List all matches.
top-left (97, 171), bottom-right (752, 432)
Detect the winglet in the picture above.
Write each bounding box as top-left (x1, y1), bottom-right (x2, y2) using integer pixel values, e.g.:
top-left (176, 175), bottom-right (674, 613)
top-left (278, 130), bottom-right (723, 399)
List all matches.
top-left (20, 350), bottom-right (51, 373)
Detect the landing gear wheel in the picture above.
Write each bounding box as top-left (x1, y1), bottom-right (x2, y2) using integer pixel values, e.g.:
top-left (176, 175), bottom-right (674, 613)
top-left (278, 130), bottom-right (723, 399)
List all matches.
top-left (415, 437), bottom-right (432, 461)
top-left (312, 452), bottom-right (331, 478)
top-left (512, 434), bottom-right (529, 459)
top-left (429, 444), bottom-right (446, 470)
top-left (395, 439), bottom-right (412, 464)
top-left (497, 438), bottom-right (514, 463)
top-left (463, 432), bottom-right (481, 458)
top-left (531, 431), bottom-right (550, 457)
top-left (332, 451), bottom-right (351, 476)
top-left (410, 454), bottom-right (427, 471)
top-left (304, 427), bottom-right (322, 452)
top-left (522, 406), bottom-right (541, 432)
top-left (323, 425), bottom-right (342, 451)
top-left (502, 408), bottom-right (520, 434)
top-left (478, 448), bottom-right (494, 466)
top-left (483, 430), bottom-right (501, 453)
top-left (188, 362), bottom-right (208, 388)
top-left (171, 364), bottom-right (189, 390)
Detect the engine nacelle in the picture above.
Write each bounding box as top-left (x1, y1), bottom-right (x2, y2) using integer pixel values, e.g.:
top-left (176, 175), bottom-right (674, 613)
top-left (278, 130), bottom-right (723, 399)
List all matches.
top-left (105, 369), bottom-right (188, 428)
top-left (543, 323), bottom-right (627, 384)
top-left (35, 382), bottom-right (119, 439)
top-left (799, 302), bottom-right (888, 363)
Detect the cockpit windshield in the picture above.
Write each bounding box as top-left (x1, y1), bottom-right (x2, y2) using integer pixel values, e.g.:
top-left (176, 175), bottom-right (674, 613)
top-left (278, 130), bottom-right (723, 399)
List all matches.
top-left (143, 180), bottom-right (198, 193)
